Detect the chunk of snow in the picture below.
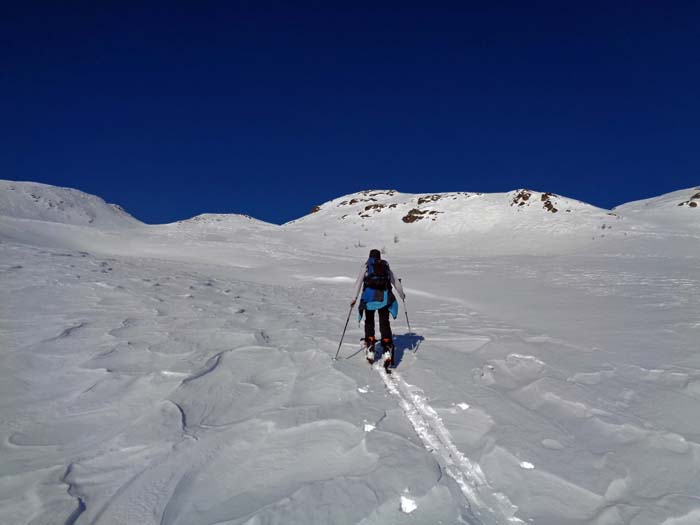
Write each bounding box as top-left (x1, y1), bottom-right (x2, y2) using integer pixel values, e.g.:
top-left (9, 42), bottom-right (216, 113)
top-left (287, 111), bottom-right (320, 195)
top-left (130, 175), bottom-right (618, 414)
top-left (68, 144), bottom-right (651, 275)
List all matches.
top-left (400, 495), bottom-right (418, 514)
top-left (519, 461), bottom-right (535, 470)
top-left (160, 370), bottom-right (188, 378)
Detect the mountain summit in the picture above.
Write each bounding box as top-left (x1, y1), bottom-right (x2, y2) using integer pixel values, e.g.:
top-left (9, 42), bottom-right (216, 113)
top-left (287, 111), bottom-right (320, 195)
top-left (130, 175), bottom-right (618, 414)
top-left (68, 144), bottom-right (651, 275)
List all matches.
top-left (283, 188), bottom-right (621, 255)
top-left (293, 188), bottom-right (609, 228)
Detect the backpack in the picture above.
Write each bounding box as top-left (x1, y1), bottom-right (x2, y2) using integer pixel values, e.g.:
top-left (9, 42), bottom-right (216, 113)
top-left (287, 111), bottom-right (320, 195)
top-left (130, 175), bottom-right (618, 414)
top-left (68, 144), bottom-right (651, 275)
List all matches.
top-left (364, 257), bottom-right (391, 291)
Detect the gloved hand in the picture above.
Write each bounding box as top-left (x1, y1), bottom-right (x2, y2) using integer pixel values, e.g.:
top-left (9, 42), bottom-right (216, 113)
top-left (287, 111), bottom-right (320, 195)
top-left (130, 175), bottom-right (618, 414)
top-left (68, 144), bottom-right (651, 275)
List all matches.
top-left (351, 299), bottom-right (356, 307)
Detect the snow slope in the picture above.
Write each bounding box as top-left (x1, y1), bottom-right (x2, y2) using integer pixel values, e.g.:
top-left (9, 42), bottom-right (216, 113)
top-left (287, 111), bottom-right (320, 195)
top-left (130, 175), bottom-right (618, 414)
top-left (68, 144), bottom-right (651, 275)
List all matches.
top-left (285, 189), bottom-right (619, 256)
top-left (285, 188), bottom-right (700, 257)
top-left (0, 180), bottom-right (142, 228)
top-left (613, 187), bottom-right (700, 230)
top-left (2, 181), bottom-right (700, 524)
top-left (0, 182), bottom-right (298, 266)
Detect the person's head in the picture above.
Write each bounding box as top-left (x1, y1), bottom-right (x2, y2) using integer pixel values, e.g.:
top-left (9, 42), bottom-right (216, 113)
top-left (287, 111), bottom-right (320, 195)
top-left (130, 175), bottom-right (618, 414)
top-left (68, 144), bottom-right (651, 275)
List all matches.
top-left (369, 249), bottom-right (381, 260)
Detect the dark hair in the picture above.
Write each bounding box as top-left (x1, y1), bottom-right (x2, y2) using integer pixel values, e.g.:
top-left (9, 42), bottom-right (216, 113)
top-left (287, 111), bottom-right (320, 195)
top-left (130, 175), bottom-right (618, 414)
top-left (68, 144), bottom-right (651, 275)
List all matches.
top-left (369, 249), bottom-right (381, 260)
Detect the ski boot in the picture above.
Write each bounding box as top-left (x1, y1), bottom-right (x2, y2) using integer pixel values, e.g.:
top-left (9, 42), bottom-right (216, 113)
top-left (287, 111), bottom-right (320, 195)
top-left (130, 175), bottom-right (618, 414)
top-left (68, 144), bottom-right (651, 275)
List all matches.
top-left (381, 338), bottom-right (395, 372)
top-left (363, 336), bottom-right (376, 364)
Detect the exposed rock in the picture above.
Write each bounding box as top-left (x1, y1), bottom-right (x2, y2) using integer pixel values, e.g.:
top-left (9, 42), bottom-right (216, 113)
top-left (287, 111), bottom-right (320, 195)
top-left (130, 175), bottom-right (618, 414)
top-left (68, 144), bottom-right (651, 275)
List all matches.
top-left (678, 192), bottom-right (700, 208)
top-left (417, 194), bottom-right (443, 205)
top-left (347, 197), bottom-right (377, 206)
top-left (511, 190), bottom-right (560, 213)
top-left (542, 199), bottom-right (558, 213)
top-left (402, 208), bottom-right (430, 223)
top-left (358, 203), bottom-right (387, 218)
top-left (364, 190), bottom-right (397, 197)
top-left (511, 190), bottom-right (532, 207)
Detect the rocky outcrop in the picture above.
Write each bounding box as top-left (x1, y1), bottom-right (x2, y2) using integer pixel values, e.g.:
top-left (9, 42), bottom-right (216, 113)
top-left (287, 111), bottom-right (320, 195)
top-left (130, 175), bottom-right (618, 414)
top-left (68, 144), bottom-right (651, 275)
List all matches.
top-left (677, 191), bottom-right (700, 208)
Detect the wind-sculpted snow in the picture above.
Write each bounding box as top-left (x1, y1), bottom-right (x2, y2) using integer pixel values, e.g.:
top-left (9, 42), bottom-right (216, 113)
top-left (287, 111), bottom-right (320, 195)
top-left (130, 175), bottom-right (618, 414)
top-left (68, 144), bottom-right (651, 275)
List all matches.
top-left (0, 244), bottom-right (466, 523)
top-left (3, 182), bottom-right (700, 523)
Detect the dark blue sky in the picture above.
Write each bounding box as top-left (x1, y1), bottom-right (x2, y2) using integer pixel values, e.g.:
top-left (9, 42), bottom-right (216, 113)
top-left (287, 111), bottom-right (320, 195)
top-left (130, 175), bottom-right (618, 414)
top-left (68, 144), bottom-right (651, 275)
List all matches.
top-left (3, 2), bottom-right (698, 224)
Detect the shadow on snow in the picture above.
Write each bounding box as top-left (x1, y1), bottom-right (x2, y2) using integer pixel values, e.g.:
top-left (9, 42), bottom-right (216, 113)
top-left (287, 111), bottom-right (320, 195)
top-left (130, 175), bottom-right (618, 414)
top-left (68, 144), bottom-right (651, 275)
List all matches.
top-left (391, 332), bottom-right (424, 368)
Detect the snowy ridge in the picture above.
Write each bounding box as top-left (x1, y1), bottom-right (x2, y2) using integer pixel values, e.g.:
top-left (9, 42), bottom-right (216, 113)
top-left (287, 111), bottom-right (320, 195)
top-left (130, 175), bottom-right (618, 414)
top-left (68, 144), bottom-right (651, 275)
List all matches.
top-left (613, 187), bottom-right (700, 230)
top-left (295, 188), bottom-right (603, 225)
top-left (614, 186), bottom-right (700, 212)
top-left (0, 180), bottom-right (141, 228)
top-left (379, 366), bottom-right (522, 524)
top-left (283, 188), bottom-right (631, 256)
top-left (171, 213), bottom-right (278, 230)
top-left (3, 180), bottom-right (700, 257)
top-left (289, 188), bottom-right (610, 236)
top-left (280, 187), bottom-right (700, 257)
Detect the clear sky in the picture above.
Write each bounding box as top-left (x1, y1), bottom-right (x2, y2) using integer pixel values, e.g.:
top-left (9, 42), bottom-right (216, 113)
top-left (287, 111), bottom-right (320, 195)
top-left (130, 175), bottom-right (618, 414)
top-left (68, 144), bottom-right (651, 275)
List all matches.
top-left (3, 2), bottom-right (698, 224)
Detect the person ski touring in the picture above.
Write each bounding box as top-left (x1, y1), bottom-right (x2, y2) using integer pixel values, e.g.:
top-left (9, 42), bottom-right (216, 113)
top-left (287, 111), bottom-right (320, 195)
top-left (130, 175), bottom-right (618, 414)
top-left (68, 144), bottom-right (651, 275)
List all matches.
top-left (350, 249), bottom-right (405, 369)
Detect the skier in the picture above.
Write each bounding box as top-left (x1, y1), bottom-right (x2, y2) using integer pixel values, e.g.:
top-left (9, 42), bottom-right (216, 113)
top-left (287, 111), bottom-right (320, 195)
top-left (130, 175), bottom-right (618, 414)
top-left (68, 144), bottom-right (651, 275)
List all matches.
top-left (350, 249), bottom-right (406, 369)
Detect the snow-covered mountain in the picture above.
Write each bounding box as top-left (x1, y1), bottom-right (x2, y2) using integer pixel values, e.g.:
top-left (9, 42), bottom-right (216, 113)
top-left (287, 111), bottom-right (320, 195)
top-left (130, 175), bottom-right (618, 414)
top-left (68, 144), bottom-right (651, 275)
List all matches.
top-left (284, 187), bottom-right (700, 257)
top-left (294, 188), bottom-right (607, 229)
top-left (0, 182), bottom-right (292, 264)
top-left (285, 188), bottom-right (623, 255)
top-left (613, 187), bottom-right (700, 230)
top-left (0, 180), bottom-right (142, 228)
top-left (3, 180), bottom-right (698, 257)
top-left (615, 186), bottom-right (700, 212)
top-left (3, 180), bottom-right (700, 525)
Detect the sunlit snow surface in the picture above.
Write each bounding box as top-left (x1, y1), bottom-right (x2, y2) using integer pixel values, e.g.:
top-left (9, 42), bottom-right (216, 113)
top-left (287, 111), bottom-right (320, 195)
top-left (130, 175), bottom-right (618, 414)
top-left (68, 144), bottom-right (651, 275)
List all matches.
top-left (2, 182), bottom-right (700, 524)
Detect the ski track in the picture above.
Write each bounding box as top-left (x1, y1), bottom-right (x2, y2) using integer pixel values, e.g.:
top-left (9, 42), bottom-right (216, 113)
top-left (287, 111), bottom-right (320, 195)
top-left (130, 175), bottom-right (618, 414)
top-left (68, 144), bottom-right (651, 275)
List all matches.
top-left (377, 365), bottom-right (523, 524)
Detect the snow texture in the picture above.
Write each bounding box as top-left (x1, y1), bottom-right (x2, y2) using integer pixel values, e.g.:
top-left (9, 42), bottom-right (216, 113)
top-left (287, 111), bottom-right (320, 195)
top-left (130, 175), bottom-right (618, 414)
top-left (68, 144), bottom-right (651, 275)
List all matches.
top-left (2, 180), bottom-right (700, 524)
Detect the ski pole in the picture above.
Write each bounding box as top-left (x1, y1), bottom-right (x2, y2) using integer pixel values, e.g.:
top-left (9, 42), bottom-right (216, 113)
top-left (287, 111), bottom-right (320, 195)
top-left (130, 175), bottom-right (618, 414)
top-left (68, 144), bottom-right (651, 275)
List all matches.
top-left (398, 279), bottom-right (412, 334)
top-left (334, 304), bottom-right (353, 360)
top-left (334, 293), bottom-right (359, 360)
top-left (335, 278), bottom-right (364, 360)
top-left (399, 278), bottom-right (417, 351)
top-left (403, 301), bottom-right (420, 352)
top-left (403, 302), bottom-right (412, 335)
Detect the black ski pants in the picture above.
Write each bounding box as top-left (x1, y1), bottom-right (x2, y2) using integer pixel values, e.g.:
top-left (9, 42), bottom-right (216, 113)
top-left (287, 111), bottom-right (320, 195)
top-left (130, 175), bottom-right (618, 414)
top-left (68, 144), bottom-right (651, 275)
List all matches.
top-left (364, 306), bottom-right (392, 344)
